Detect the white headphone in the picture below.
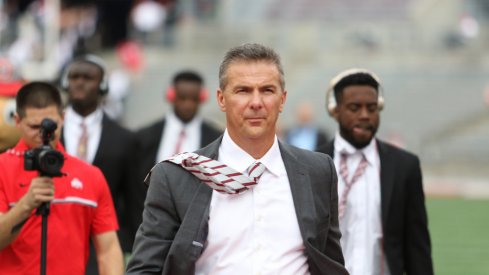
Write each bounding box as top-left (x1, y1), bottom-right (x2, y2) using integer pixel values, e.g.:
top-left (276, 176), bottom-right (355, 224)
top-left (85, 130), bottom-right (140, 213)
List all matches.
top-left (61, 54), bottom-right (109, 95)
top-left (326, 68), bottom-right (384, 116)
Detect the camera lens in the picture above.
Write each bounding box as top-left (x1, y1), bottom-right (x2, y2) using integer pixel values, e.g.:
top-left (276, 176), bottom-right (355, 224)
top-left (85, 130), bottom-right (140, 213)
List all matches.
top-left (38, 149), bottom-right (64, 176)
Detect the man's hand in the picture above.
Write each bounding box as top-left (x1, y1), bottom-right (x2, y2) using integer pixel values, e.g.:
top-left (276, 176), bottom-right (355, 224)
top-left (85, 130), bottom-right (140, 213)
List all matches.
top-left (20, 177), bottom-right (55, 211)
top-left (0, 177), bottom-right (55, 249)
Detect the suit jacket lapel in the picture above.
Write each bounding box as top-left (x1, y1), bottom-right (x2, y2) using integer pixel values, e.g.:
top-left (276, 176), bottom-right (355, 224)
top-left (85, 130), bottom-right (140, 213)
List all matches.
top-left (167, 139), bottom-right (221, 268)
top-left (178, 182), bottom-right (213, 251)
top-left (92, 114), bottom-right (109, 165)
top-left (377, 140), bottom-right (395, 226)
top-left (279, 142), bottom-right (316, 241)
top-left (152, 120), bottom-right (165, 162)
top-left (190, 136), bottom-right (223, 210)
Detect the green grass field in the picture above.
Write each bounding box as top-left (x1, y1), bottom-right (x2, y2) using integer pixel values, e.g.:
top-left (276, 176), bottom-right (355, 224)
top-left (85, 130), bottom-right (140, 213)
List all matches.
top-left (427, 198), bottom-right (489, 275)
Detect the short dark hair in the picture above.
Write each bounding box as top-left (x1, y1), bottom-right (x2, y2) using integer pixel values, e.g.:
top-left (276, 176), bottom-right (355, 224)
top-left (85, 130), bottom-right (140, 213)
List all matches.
top-left (16, 82), bottom-right (63, 118)
top-left (69, 54), bottom-right (106, 79)
top-left (172, 70), bottom-right (204, 86)
top-left (219, 43), bottom-right (285, 89)
top-left (333, 72), bottom-right (379, 103)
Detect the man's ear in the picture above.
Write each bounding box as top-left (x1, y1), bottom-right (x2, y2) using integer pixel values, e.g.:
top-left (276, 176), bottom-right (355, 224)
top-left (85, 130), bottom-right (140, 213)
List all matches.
top-left (217, 89), bottom-right (226, 112)
top-left (279, 90), bottom-right (287, 113)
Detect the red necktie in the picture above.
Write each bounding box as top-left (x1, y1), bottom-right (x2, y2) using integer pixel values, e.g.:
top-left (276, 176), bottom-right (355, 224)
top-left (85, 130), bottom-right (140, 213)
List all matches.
top-left (77, 122), bottom-right (88, 161)
top-left (174, 128), bottom-right (186, 155)
top-left (165, 152), bottom-right (266, 194)
top-left (338, 152), bottom-right (368, 218)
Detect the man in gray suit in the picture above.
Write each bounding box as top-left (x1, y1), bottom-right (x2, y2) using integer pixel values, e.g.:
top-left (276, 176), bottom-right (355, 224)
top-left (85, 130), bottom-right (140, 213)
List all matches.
top-left (126, 43), bottom-right (348, 275)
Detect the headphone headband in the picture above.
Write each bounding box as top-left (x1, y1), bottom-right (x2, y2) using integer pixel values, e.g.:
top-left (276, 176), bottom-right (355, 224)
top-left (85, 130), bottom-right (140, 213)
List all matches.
top-left (166, 70), bottom-right (208, 103)
top-left (328, 68), bottom-right (381, 90)
top-left (61, 54), bottom-right (109, 95)
top-left (326, 68), bottom-right (384, 116)
top-left (165, 86), bottom-right (209, 103)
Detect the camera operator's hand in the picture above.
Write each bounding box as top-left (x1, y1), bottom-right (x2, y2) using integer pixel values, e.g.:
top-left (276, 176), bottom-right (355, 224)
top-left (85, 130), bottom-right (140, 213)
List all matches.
top-left (19, 177), bottom-right (55, 211)
top-left (0, 177), bottom-right (56, 249)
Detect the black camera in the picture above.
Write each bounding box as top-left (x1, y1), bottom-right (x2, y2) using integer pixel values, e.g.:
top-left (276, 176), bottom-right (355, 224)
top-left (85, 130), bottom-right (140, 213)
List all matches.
top-left (24, 118), bottom-right (65, 177)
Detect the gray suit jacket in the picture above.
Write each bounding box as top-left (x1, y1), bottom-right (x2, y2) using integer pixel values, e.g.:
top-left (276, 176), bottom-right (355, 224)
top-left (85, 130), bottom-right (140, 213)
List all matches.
top-left (126, 137), bottom-right (348, 275)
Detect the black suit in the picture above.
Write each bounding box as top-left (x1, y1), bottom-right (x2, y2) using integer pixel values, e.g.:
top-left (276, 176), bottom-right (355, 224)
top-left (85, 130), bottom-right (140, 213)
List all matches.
top-left (317, 139), bottom-right (433, 275)
top-left (62, 113), bottom-right (144, 274)
top-left (136, 118), bottom-right (222, 184)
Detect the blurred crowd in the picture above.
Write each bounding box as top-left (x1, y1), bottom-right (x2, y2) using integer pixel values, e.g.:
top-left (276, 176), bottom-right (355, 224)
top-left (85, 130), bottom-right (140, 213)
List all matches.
top-left (1, 0), bottom-right (215, 81)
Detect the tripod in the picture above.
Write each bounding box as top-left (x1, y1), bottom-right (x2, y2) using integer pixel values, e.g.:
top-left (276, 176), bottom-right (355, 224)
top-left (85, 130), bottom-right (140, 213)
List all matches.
top-left (36, 201), bottom-right (50, 275)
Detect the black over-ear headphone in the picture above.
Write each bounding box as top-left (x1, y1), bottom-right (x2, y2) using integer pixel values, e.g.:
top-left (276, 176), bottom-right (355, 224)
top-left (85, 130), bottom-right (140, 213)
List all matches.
top-left (325, 68), bottom-right (384, 116)
top-left (61, 54), bottom-right (109, 96)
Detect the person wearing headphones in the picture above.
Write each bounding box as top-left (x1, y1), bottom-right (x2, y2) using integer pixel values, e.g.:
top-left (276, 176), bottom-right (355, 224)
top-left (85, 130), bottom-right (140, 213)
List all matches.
top-left (60, 55), bottom-right (143, 274)
top-left (136, 70), bottom-right (222, 184)
top-left (317, 69), bottom-right (433, 275)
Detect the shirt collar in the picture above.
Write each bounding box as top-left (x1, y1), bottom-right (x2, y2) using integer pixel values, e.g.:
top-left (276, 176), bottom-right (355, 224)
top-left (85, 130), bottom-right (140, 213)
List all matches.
top-left (257, 135), bottom-right (282, 177)
top-left (334, 131), bottom-right (377, 165)
top-left (8, 139), bottom-right (66, 157)
top-left (65, 105), bottom-right (103, 126)
top-left (219, 130), bottom-right (281, 177)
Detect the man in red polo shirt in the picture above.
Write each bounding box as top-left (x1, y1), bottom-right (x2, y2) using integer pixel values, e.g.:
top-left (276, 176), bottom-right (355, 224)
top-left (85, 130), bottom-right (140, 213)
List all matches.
top-left (0, 82), bottom-right (123, 274)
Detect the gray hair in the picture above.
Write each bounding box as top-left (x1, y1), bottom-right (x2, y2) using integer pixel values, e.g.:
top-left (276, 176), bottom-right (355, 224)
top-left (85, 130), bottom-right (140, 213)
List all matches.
top-left (218, 43), bottom-right (285, 89)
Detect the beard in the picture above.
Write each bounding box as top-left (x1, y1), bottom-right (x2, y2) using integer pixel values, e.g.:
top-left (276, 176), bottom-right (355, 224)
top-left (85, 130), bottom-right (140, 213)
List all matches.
top-left (339, 123), bottom-right (377, 149)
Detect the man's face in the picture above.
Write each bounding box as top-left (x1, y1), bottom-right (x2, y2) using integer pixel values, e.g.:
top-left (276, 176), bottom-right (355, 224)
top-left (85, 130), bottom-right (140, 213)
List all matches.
top-left (15, 105), bottom-right (63, 149)
top-left (173, 81), bottom-right (202, 123)
top-left (333, 85), bottom-right (380, 149)
top-left (217, 61), bottom-right (286, 143)
top-left (67, 62), bottom-right (103, 111)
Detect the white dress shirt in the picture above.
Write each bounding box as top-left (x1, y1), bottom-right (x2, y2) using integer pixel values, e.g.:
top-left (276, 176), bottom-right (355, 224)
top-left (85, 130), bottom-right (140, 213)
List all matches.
top-left (63, 106), bottom-right (103, 164)
top-left (334, 132), bottom-right (390, 275)
top-left (195, 130), bottom-right (309, 275)
top-left (156, 111), bottom-right (201, 162)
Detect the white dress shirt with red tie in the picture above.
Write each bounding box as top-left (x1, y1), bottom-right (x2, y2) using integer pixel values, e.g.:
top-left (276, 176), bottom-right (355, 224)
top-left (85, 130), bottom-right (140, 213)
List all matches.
top-left (333, 132), bottom-right (390, 275)
top-left (156, 111), bottom-right (201, 163)
top-left (63, 106), bottom-right (103, 163)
